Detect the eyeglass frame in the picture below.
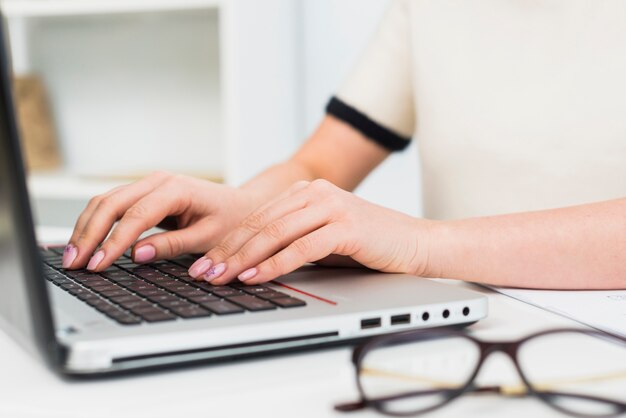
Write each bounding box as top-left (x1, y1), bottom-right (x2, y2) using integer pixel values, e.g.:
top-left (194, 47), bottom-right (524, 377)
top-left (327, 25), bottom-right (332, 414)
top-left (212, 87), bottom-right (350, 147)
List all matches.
top-left (335, 327), bottom-right (626, 418)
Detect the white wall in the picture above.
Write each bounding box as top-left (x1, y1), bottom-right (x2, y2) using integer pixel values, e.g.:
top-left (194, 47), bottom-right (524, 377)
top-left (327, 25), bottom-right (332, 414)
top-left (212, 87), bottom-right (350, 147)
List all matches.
top-left (299, 0), bottom-right (422, 216)
top-left (28, 10), bottom-right (223, 178)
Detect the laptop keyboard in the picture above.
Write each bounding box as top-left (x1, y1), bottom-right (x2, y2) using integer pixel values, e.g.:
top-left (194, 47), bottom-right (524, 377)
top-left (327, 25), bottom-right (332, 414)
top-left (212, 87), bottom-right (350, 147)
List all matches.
top-left (40, 247), bottom-right (306, 326)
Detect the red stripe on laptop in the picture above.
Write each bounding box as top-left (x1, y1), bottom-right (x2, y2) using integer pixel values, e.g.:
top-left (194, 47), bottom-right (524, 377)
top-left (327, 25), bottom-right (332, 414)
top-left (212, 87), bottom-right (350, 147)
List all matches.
top-left (273, 281), bottom-right (338, 306)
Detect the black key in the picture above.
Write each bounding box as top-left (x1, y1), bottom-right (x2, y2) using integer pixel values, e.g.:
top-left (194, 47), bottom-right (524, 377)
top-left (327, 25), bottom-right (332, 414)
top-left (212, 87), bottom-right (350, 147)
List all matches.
top-left (178, 289), bottom-right (210, 298)
top-left (85, 298), bottom-right (108, 308)
top-left (100, 289), bottom-right (131, 298)
top-left (159, 299), bottom-right (195, 309)
top-left (256, 291), bottom-right (290, 300)
top-left (133, 306), bottom-right (168, 315)
top-left (51, 277), bottom-right (72, 285)
top-left (141, 311), bottom-right (177, 322)
top-left (271, 297), bottom-right (306, 308)
top-left (101, 270), bottom-right (135, 280)
top-left (92, 284), bottom-right (120, 292)
top-left (155, 264), bottom-right (188, 276)
top-left (195, 283), bottom-right (227, 292)
top-left (72, 275), bottom-right (103, 283)
top-left (120, 263), bottom-right (142, 269)
top-left (212, 288), bottom-right (243, 298)
top-left (227, 295), bottom-right (276, 311)
top-left (201, 300), bottom-right (245, 315)
top-left (109, 294), bottom-right (141, 303)
top-left (122, 300), bottom-right (154, 310)
top-left (142, 275), bottom-right (174, 285)
top-left (126, 280), bottom-right (157, 290)
top-left (76, 292), bottom-right (98, 301)
top-left (60, 283), bottom-right (79, 291)
top-left (135, 290), bottom-right (161, 297)
top-left (188, 294), bottom-right (220, 303)
top-left (107, 276), bottom-right (138, 285)
top-left (169, 306), bottom-right (211, 319)
top-left (109, 312), bottom-right (142, 325)
top-left (96, 303), bottom-right (124, 315)
top-left (146, 293), bottom-right (178, 303)
top-left (68, 287), bottom-right (89, 296)
top-left (85, 281), bottom-right (112, 290)
top-left (241, 285), bottom-right (271, 295)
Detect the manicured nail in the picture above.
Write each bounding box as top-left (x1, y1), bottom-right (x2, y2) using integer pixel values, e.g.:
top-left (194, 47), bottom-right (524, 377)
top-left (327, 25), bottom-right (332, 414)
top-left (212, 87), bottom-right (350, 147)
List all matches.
top-left (189, 256), bottom-right (213, 278)
top-left (238, 268), bottom-right (258, 282)
top-left (62, 244), bottom-right (77, 268)
top-left (87, 250), bottom-right (105, 271)
top-left (134, 245), bottom-right (156, 264)
top-left (204, 262), bottom-right (226, 281)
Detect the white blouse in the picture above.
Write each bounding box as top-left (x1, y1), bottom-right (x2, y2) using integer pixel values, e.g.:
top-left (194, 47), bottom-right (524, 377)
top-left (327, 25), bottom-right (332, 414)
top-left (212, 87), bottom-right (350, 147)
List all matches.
top-left (326, 0), bottom-right (626, 220)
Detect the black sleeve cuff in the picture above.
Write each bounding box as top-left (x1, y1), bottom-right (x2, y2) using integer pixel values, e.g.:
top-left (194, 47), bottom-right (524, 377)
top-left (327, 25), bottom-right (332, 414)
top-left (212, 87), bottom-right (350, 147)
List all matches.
top-left (325, 96), bottom-right (411, 152)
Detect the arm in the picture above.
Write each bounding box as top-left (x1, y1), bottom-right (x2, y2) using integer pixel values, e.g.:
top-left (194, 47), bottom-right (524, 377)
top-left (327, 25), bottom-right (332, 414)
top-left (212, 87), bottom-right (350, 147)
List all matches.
top-left (424, 198), bottom-right (626, 289)
top-left (241, 114), bottom-right (390, 201)
top-left (64, 115), bottom-right (388, 270)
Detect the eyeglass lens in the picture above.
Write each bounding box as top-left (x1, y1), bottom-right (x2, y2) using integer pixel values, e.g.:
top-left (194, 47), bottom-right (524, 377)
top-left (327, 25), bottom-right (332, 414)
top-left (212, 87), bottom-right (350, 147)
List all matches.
top-left (358, 335), bottom-right (480, 415)
top-left (518, 331), bottom-right (626, 416)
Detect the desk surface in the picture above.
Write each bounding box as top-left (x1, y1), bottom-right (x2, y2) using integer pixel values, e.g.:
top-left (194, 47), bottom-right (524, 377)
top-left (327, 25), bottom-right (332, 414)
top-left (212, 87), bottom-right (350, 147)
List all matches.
top-left (0, 229), bottom-right (588, 418)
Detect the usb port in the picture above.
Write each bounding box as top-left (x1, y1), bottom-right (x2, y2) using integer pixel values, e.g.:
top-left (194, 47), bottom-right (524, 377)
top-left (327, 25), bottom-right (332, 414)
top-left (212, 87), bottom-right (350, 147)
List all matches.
top-left (361, 317), bottom-right (381, 329)
top-left (391, 314), bottom-right (411, 325)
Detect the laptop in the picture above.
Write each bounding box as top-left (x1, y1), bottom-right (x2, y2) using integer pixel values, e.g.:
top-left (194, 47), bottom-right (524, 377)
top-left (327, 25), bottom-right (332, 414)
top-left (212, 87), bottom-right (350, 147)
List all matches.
top-left (0, 20), bottom-right (487, 376)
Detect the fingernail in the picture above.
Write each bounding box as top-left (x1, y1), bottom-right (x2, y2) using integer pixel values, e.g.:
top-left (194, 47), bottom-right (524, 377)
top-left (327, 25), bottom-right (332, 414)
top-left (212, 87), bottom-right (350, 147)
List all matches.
top-left (238, 268), bottom-right (258, 282)
top-left (62, 244), bottom-right (77, 269)
top-left (134, 245), bottom-right (156, 264)
top-left (188, 256), bottom-right (213, 278)
top-left (204, 263), bottom-right (226, 281)
top-left (87, 250), bottom-right (105, 271)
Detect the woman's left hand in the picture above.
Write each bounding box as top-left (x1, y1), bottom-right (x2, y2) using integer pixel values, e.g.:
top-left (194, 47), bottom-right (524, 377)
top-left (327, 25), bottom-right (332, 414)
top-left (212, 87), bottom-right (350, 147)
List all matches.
top-left (188, 179), bottom-right (434, 285)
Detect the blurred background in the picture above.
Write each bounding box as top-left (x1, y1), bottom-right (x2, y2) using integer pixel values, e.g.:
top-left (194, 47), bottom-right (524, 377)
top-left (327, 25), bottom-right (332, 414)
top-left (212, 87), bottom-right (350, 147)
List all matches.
top-left (2, 0), bottom-right (421, 229)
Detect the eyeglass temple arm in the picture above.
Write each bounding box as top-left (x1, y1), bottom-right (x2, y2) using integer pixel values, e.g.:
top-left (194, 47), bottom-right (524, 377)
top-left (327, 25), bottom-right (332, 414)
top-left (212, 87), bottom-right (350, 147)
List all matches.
top-left (334, 388), bottom-right (457, 413)
top-left (334, 386), bottom-right (626, 413)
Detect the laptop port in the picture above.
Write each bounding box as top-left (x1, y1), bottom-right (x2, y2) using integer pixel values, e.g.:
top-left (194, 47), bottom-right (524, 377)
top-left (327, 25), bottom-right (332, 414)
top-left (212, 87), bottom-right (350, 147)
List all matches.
top-left (361, 317), bottom-right (381, 329)
top-left (421, 312), bottom-right (430, 321)
top-left (390, 314), bottom-right (410, 325)
top-left (463, 307), bottom-right (470, 316)
top-left (442, 309), bottom-right (450, 319)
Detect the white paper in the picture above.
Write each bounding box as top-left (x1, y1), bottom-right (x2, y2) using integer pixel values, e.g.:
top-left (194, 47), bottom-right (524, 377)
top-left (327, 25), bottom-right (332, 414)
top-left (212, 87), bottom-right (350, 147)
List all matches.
top-left (487, 286), bottom-right (626, 338)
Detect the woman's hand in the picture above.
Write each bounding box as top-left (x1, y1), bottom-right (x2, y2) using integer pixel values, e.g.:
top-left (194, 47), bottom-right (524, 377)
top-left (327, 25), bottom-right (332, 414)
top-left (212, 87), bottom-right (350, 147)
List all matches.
top-left (62, 171), bottom-right (259, 271)
top-left (187, 179), bottom-right (434, 285)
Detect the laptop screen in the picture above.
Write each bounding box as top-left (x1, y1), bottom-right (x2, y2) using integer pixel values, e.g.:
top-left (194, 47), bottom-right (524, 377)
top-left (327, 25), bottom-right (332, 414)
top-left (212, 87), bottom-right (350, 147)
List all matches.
top-left (0, 17), bottom-right (59, 366)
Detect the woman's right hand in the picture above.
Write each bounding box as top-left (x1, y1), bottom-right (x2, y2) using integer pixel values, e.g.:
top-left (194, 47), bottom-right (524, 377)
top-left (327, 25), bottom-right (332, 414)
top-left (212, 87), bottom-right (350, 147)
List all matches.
top-left (62, 171), bottom-right (260, 272)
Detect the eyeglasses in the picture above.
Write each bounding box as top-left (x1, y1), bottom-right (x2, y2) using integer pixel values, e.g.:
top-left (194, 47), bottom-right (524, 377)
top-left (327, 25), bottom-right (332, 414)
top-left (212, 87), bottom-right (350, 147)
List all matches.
top-left (335, 328), bottom-right (626, 417)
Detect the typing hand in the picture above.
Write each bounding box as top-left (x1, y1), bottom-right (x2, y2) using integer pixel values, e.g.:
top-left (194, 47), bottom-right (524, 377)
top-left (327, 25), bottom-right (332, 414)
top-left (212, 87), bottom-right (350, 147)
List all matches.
top-left (63, 171), bottom-right (258, 271)
top-left (187, 179), bottom-right (434, 285)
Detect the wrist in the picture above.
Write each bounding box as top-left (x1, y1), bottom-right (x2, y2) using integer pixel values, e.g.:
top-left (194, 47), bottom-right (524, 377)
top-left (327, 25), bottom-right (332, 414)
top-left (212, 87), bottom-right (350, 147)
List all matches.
top-left (408, 218), bottom-right (449, 278)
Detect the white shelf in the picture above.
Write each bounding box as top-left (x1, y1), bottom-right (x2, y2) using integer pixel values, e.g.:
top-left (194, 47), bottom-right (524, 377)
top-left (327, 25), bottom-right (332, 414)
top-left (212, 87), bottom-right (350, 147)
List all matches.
top-left (0, 0), bottom-right (220, 17)
top-left (28, 172), bottom-right (129, 200)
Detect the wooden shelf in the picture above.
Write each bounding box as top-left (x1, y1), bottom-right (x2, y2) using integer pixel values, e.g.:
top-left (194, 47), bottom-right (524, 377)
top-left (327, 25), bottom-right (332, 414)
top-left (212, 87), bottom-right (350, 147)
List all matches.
top-left (0, 0), bottom-right (220, 17)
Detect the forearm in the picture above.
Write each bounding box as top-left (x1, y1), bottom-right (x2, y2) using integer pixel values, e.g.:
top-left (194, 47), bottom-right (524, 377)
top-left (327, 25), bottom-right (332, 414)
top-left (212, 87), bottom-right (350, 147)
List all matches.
top-left (240, 115), bottom-right (389, 206)
top-left (423, 198), bottom-right (626, 289)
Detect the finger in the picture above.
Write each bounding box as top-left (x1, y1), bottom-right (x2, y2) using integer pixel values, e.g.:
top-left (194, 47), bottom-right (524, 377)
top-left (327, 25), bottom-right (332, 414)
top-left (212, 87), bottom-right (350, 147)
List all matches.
top-left (198, 182), bottom-right (312, 276)
top-left (206, 207), bottom-right (330, 284)
top-left (240, 224), bottom-right (343, 285)
top-left (67, 172), bottom-right (170, 268)
top-left (85, 184), bottom-right (189, 271)
top-left (132, 220), bottom-right (220, 264)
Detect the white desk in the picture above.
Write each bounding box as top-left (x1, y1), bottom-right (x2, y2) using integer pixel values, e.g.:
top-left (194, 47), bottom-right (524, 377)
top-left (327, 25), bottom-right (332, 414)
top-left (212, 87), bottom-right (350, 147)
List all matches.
top-left (0, 229), bottom-right (588, 418)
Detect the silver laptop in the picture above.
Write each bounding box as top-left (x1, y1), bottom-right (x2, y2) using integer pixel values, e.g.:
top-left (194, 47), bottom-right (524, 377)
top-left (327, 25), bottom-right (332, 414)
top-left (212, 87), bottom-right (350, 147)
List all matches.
top-left (0, 21), bottom-right (487, 376)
